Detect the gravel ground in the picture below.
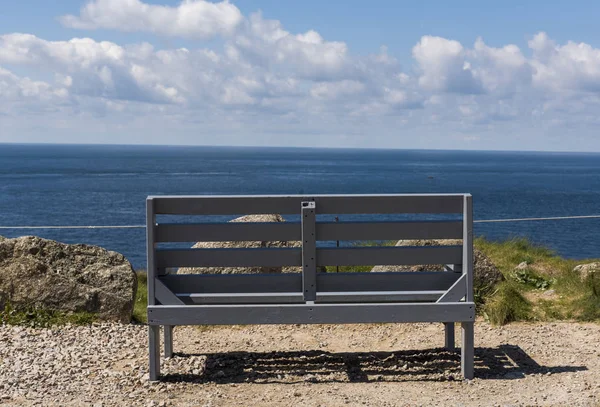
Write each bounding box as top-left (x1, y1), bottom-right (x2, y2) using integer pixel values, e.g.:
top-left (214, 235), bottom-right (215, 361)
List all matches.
top-left (0, 320), bottom-right (599, 406)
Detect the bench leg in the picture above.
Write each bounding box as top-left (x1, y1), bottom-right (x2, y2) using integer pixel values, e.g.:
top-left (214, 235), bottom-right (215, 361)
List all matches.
top-left (444, 322), bottom-right (455, 350)
top-left (149, 325), bottom-right (161, 381)
top-left (164, 325), bottom-right (174, 358)
top-left (461, 321), bottom-right (474, 380)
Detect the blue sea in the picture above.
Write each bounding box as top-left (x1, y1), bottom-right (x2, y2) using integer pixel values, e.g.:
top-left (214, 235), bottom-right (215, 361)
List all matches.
top-left (1, 143), bottom-right (599, 269)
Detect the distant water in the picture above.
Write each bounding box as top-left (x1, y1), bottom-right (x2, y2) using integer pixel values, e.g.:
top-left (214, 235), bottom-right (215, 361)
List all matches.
top-left (1, 143), bottom-right (599, 268)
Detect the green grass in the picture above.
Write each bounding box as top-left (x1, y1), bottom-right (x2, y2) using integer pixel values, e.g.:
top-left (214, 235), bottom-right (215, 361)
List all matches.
top-left (0, 302), bottom-right (98, 328)
top-left (133, 271), bottom-right (148, 324)
top-left (475, 237), bottom-right (600, 324)
top-left (3, 238), bottom-right (598, 327)
top-left (482, 281), bottom-right (532, 325)
top-left (474, 237), bottom-right (558, 272)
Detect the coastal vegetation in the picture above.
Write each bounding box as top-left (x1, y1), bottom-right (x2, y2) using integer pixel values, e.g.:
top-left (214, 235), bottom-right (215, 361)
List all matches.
top-left (476, 237), bottom-right (600, 325)
top-left (0, 302), bottom-right (97, 328)
top-left (133, 271), bottom-right (148, 323)
top-left (2, 238), bottom-right (598, 327)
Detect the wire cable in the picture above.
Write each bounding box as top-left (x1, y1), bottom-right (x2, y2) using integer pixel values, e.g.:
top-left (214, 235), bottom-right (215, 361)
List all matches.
top-left (1, 214), bottom-right (600, 229)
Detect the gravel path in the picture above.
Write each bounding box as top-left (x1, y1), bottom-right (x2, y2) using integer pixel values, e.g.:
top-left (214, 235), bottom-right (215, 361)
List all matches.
top-left (1, 320), bottom-right (599, 406)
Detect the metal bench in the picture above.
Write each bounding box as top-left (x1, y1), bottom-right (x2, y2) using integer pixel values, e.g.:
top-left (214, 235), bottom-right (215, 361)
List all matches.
top-left (146, 194), bottom-right (475, 380)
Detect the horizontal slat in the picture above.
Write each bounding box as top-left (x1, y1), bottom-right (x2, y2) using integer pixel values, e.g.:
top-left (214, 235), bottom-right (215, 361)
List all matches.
top-left (318, 272), bottom-right (461, 291)
top-left (150, 194), bottom-right (466, 215)
top-left (159, 273), bottom-right (302, 294)
top-left (156, 246), bottom-right (461, 268)
top-left (316, 291), bottom-right (445, 303)
top-left (159, 271), bottom-right (461, 294)
top-left (186, 292), bottom-right (304, 304)
top-left (155, 220), bottom-right (463, 243)
top-left (317, 220), bottom-right (463, 241)
top-left (147, 302), bottom-right (475, 325)
top-left (155, 222), bottom-right (300, 243)
top-left (155, 248), bottom-right (302, 268)
top-left (317, 246), bottom-right (463, 266)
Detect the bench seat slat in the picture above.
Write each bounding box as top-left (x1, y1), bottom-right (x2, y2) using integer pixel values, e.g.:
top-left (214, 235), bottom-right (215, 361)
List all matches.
top-left (147, 303), bottom-right (476, 325)
top-left (181, 290), bottom-right (447, 304)
top-left (316, 290), bottom-right (446, 303)
top-left (185, 292), bottom-right (304, 304)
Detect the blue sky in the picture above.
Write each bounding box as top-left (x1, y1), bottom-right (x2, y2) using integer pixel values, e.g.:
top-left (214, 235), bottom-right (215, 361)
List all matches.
top-left (1, 0), bottom-right (600, 151)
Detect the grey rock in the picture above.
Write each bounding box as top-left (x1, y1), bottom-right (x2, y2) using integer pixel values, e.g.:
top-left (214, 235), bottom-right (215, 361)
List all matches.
top-left (0, 236), bottom-right (137, 322)
top-left (573, 262), bottom-right (599, 281)
top-left (371, 239), bottom-right (504, 295)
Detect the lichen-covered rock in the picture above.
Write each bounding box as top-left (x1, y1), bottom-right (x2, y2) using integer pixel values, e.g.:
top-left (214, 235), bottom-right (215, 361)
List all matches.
top-left (573, 262), bottom-right (600, 281)
top-left (371, 239), bottom-right (504, 295)
top-left (178, 214), bottom-right (302, 275)
top-left (0, 236), bottom-right (137, 322)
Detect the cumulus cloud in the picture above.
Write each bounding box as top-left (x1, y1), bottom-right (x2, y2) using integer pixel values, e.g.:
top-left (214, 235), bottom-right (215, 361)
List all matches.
top-left (469, 38), bottom-right (532, 94)
top-left (60, 0), bottom-right (243, 39)
top-left (3, 0), bottom-right (600, 149)
top-left (529, 32), bottom-right (600, 92)
top-left (310, 80), bottom-right (365, 100)
top-left (229, 13), bottom-right (350, 80)
top-left (412, 36), bottom-right (483, 94)
top-left (0, 34), bottom-right (188, 105)
top-left (0, 65), bottom-right (71, 118)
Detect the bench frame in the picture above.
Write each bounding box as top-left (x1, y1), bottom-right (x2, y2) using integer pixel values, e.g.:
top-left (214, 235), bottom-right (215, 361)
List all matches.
top-left (146, 194), bottom-right (475, 380)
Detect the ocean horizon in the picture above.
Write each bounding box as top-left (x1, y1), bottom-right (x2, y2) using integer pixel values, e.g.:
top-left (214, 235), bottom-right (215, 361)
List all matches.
top-left (1, 143), bottom-right (599, 268)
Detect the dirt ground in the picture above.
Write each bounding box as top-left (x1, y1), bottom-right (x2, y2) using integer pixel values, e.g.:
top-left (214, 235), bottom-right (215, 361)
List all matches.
top-left (1, 319), bottom-right (599, 406)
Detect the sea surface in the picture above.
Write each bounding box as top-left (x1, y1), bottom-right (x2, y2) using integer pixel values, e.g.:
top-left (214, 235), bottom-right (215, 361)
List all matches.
top-left (1, 143), bottom-right (599, 269)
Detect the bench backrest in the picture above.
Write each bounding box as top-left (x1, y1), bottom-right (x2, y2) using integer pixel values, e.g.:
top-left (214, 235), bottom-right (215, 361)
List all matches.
top-left (146, 194), bottom-right (473, 306)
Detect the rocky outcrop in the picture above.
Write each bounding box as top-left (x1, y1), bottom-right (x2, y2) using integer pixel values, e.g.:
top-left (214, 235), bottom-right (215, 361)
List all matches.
top-left (0, 236), bottom-right (137, 322)
top-left (573, 262), bottom-right (599, 281)
top-left (371, 239), bottom-right (503, 295)
top-left (178, 214), bottom-right (302, 275)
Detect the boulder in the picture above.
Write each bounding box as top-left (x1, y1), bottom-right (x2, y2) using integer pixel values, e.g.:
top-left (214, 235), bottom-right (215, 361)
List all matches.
top-left (178, 214), bottom-right (302, 275)
top-left (371, 239), bottom-right (504, 294)
top-left (573, 262), bottom-right (599, 281)
top-left (0, 236), bottom-right (137, 323)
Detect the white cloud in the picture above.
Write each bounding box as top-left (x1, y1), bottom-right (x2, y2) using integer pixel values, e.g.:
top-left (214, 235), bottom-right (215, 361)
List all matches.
top-left (529, 32), bottom-right (600, 92)
top-left (60, 0), bottom-right (242, 39)
top-left (3, 0), bottom-right (600, 150)
top-left (383, 88), bottom-right (424, 109)
top-left (0, 65), bottom-right (71, 118)
top-left (229, 13), bottom-right (350, 80)
top-left (0, 34), bottom-right (188, 104)
top-left (412, 36), bottom-right (483, 94)
top-left (470, 38), bottom-right (532, 94)
top-left (310, 80), bottom-right (365, 100)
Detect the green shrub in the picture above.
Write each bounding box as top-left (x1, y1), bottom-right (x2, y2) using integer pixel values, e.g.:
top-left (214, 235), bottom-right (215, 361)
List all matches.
top-left (511, 267), bottom-right (555, 290)
top-left (483, 282), bottom-right (532, 325)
